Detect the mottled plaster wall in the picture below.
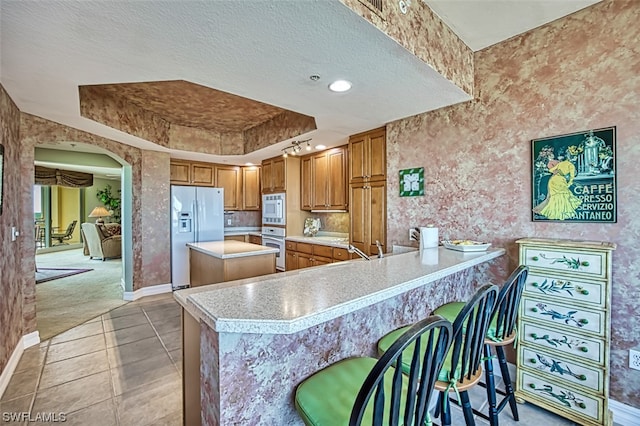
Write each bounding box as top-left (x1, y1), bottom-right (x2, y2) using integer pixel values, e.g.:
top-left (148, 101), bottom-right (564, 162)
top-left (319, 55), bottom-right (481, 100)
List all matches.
top-left (386, 0), bottom-right (640, 406)
top-left (0, 85), bottom-right (24, 374)
top-left (140, 151), bottom-right (171, 287)
top-left (20, 115), bottom-right (171, 298)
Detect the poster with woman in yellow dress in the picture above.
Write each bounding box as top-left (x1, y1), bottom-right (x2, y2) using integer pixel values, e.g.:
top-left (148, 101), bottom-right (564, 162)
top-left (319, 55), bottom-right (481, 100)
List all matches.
top-left (532, 127), bottom-right (616, 223)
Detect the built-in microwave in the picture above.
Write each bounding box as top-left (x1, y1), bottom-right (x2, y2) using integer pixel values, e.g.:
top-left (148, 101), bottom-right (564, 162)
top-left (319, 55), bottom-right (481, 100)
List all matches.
top-left (262, 193), bottom-right (286, 226)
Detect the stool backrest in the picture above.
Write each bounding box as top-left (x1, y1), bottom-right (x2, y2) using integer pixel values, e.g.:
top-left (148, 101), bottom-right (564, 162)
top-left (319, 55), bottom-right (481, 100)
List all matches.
top-left (491, 266), bottom-right (528, 342)
top-left (449, 284), bottom-right (498, 384)
top-left (350, 316), bottom-right (453, 426)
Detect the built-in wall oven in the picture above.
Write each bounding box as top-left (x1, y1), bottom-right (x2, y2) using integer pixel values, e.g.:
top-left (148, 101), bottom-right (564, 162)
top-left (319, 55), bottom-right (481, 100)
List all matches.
top-left (262, 193), bottom-right (286, 226)
top-left (261, 226), bottom-right (286, 271)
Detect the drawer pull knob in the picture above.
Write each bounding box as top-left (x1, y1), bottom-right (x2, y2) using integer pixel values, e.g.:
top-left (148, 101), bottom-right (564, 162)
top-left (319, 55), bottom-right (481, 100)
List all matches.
top-left (579, 319), bottom-right (589, 325)
top-left (531, 307), bottom-right (538, 313)
top-left (581, 289), bottom-right (590, 295)
top-left (532, 282), bottom-right (539, 287)
top-left (529, 383), bottom-right (536, 389)
top-left (530, 358), bottom-right (537, 364)
top-left (531, 333), bottom-right (538, 338)
top-left (578, 374), bottom-right (587, 381)
top-left (580, 346), bottom-right (589, 353)
top-left (578, 402), bottom-right (586, 409)
top-left (532, 256), bottom-right (539, 261)
top-left (581, 261), bottom-right (590, 267)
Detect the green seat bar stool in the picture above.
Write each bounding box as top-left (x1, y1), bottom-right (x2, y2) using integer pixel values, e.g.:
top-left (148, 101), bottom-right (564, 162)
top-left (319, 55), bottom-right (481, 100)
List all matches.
top-left (433, 266), bottom-right (528, 425)
top-left (295, 316), bottom-right (453, 426)
top-left (377, 284), bottom-right (499, 426)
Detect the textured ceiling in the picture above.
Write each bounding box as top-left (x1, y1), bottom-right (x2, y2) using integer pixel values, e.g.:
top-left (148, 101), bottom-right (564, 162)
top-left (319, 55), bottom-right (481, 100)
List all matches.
top-left (83, 80), bottom-right (295, 132)
top-left (1, 0), bottom-right (600, 166)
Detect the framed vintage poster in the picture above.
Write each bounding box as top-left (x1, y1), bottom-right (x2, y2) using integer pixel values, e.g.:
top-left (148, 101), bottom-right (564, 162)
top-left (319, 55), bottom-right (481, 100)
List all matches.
top-left (531, 126), bottom-right (616, 222)
top-left (399, 167), bottom-right (424, 197)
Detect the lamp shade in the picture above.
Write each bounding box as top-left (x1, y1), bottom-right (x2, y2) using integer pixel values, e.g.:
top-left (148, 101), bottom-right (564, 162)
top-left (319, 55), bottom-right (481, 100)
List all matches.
top-left (89, 206), bottom-right (111, 223)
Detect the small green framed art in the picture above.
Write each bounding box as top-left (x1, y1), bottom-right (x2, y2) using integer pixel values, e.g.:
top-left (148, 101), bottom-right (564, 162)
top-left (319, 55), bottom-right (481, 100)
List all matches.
top-left (399, 167), bottom-right (424, 197)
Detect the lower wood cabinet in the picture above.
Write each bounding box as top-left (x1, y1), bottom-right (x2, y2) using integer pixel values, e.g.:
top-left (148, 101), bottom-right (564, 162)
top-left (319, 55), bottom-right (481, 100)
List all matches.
top-left (516, 238), bottom-right (615, 426)
top-left (285, 241), bottom-right (351, 271)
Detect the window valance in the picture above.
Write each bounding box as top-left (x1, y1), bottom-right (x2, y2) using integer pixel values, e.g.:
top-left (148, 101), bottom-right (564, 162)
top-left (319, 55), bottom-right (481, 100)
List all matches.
top-left (35, 166), bottom-right (93, 188)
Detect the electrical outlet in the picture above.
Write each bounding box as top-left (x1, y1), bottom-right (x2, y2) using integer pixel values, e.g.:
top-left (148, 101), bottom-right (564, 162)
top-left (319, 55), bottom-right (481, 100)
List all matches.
top-left (630, 348), bottom-right (640, 370)
top-left (227, 219), bottom-right (232, 226)
top-left (409, 228), bottom-right (418, 241)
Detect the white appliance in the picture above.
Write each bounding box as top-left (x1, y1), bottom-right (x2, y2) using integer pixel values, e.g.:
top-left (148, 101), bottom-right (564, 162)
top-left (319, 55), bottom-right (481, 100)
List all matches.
top-left (171, 186), bottom-right (224, 289)
top-left (262, 193), bottom-right (286, 226)
top-left (261, 226), bottom-right (286, 271)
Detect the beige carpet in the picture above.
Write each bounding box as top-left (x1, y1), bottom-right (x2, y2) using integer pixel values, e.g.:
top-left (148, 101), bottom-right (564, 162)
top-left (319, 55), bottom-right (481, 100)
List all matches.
top-left (36, 248), bottom-right (127, 341)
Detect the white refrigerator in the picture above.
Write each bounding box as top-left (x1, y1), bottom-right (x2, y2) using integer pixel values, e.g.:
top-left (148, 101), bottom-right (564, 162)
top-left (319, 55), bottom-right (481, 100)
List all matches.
top-left (171, 186), bottom-right (224, 289)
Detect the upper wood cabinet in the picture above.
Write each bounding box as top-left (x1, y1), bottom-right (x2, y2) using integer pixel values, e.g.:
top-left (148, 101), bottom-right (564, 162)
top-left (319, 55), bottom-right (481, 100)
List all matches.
top-left (300, 145), bottom-right (348, 211)
top-left (242, 167), bottom-right (261, 210)
top-left (170, 160), bottom-right (261, 211)
top-left (215, 165), bottom-right (242, 210)
top-left (349, 127), bottom-right (386, 184)
top-left (300, 157), bottom-right (312, 210)
top-left (261, 156), bottom-right (286, 193)
top-left (170, 160), bottom-right (215, 186)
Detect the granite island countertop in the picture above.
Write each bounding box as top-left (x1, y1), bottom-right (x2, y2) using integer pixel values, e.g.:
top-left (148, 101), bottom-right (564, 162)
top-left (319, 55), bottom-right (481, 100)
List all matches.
top-left (186, 240), bottom-right (278, 259)
top-left (285, 234), bottom-right (349, 248)
top-left (175, 246), bottom-right (505, 334)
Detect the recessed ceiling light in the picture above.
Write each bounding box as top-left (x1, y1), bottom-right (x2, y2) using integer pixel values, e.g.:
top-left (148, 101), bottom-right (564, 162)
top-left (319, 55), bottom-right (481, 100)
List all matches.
top-left (328, 80), bottom-right (352, 93)
top-left (315, 144), bottom-right (327, 150)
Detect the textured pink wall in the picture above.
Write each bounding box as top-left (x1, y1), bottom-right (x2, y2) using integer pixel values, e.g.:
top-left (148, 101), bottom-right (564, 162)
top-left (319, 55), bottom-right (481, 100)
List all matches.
top-left (386, 0), bottom-right (640, 406)
top-left (0, 85), bottom-right (24, 373)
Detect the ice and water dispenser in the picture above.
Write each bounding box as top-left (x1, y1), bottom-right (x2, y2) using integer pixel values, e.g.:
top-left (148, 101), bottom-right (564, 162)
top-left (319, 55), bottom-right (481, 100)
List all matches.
top-left (179, 212), bottom-right (192, 233)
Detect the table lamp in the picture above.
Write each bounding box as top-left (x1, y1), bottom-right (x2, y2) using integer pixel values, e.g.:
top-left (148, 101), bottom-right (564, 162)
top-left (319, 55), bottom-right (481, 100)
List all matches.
top-left (89, 206), bottom-right (111, 224)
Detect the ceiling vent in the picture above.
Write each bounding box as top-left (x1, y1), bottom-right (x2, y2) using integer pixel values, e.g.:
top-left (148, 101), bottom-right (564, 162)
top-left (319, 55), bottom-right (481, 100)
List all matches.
top-left (358, 0), bottom-right (383, 17)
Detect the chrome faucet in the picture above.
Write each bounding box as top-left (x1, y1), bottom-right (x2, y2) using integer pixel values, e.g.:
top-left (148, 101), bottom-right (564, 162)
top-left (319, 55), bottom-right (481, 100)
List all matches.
top-left (348, 244), bottom-right (370, 261)
top-left (375, 240), bottom-right (384, 258)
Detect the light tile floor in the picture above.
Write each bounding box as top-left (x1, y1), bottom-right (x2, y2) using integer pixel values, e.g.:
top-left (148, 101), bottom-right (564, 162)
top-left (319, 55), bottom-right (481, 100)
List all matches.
top-left (0, 294), bottom-right (182, 425)
top-left (0, 293), bottom-right (620, 425)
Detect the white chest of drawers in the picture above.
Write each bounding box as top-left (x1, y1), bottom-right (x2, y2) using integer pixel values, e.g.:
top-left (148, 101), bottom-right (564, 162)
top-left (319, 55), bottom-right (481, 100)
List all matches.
top-left (516, 238), bottom-right (616, 426)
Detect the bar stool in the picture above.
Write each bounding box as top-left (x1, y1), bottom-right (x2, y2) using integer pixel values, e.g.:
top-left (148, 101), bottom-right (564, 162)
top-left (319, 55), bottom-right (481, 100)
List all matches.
top-left (377, 284), bottom-right (499, 426)
top-left (295, 316), bottom-right (453, 425)
top-left (431, 266), bottom-right (528, 425)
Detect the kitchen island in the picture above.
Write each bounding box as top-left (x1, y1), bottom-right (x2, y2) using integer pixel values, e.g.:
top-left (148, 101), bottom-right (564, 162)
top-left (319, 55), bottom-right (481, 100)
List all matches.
top-left (187, 240), bottom-right (278, 287)
top-left (175, 246), bottom-right (505, 425)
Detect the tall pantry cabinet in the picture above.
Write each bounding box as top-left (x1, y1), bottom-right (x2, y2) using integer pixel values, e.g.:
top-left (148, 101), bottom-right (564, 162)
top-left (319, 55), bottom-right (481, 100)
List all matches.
top-left (349, 127), bottom-right (386, 256)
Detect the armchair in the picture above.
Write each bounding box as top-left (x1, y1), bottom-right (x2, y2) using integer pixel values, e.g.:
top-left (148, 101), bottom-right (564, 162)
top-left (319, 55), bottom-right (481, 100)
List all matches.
top-left (81, 222), bottom-right (122, 261)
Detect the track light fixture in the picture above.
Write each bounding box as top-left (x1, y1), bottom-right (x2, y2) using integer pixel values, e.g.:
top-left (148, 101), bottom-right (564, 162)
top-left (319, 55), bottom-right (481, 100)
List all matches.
top-left (282, 139), bottom-right (312, 157)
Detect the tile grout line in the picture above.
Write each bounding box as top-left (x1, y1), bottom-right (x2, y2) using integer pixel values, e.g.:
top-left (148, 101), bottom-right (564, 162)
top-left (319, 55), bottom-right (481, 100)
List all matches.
top-left (141, 308), bottom-right (182, 376)
top-left (101, 313), bottom-right (121, 426)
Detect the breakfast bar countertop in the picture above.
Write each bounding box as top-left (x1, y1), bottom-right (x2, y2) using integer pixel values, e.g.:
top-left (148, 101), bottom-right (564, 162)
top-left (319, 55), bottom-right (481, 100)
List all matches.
top-left (175, 246), bottom-right (505, 335)
top-left (186, 240), bottom-right (278, 259)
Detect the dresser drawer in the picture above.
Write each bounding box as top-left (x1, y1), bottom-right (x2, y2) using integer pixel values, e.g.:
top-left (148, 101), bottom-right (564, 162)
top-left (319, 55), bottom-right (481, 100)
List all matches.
top-left (520, 323), bottom-right (604, 364)
top-left (522, 299), bottom-right (605, 336)
top-left (332, 247), bottom-right (350, 261)
top-left (285, 241), bottom-right (297, 251)
top-left (296, 242), bottom-right (313, 254)
top-left (518, 371), bottom-right (604, 424)
top-left (520, 348), bottom-right (603, 392)
top-left (525, 273), bottom-right (605, 308)
top-left (522, 247), bottom-right (606, 278)
top-left (313, 244), bottom-right (333, 258)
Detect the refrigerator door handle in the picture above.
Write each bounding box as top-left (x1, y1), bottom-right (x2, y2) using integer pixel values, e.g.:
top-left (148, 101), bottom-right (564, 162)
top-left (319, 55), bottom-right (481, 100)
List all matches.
top-left (193, 199), bottom-right (199, 242)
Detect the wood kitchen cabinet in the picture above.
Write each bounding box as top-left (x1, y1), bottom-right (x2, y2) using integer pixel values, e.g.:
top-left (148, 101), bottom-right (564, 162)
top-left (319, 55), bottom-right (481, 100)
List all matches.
top-left (242, 166), bottom-right (261, 210)
top-left (285, 240), bottom-right (350, 271)
top-left (248, 234), bottom-right (262, 245)
top-left (515, 238), bottom-right (616, 426)
top-left (170, 160), bottom-right (215, 186)
top-left (349, 127), bottom-right (386, 184)
top-left (301, 146), bottom-right (348, 211)
top-left (350, 180), bottom-right (386, 257)
top-left (348, 127), bottom-right (387, 256)
top-left (215, 165), bottom-right (241, 210)
top-left (261, 156), bottom-right (286, 193)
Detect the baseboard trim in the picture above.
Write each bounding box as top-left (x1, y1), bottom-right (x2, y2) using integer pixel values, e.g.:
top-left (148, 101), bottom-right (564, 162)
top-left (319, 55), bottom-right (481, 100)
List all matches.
top-left (123, 283), bottom-right (172, 301)
top-left (0, 331), bottom-right (41, 399)
top-left (609, 399), bottom-right (640, 426)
